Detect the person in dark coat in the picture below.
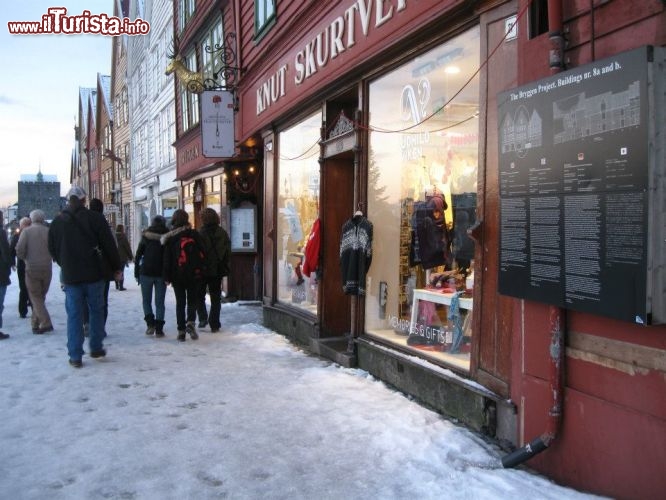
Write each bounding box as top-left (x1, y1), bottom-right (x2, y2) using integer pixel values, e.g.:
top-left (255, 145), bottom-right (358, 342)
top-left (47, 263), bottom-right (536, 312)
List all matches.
top-left (114, 224), bottom-right (133, 290)
top-left (196, 208), bottom-right (231, 333)
top-left (135, 215), bottom-right (169, 337)
top-left (48, 186), bottom-right (122, 367)
top-left (0, 211), bottom-right (12, 340)
top-left (82, 198), bottom-right (116, 336)
top-left (10, 216), bottom-right (32, 319)
top-left (161, 209), bottom-right (206, 342)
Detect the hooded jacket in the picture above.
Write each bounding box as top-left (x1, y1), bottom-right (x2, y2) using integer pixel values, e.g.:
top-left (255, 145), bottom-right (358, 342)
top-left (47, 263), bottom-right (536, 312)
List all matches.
top-left (135, 221), bottom-right (169, 279)
top-left (161, 224), bottom-right (207, 285)
top-left (198, 223), bottom-right (231, 278)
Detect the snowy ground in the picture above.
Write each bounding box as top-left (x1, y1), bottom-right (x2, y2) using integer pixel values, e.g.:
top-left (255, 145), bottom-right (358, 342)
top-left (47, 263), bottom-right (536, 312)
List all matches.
top-left (0, 263), bottom-right (604, 499)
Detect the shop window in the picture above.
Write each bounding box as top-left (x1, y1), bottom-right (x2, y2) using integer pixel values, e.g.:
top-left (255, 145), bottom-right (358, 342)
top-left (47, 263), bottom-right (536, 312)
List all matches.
top-left (162, 197), bottom-right (178, 227)
top-left (254, 0), bottom-right (276, 40)
top-left (365, 27), bottom-right (480, 371)
top-left (277, 112), bottom-right (321, 313)
top-left (205, 175), bottom-right (221, 209)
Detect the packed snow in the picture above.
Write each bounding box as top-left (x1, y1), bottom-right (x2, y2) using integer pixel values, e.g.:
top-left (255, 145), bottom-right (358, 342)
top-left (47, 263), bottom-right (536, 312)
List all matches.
top-left (0, 263), bottom-right (604, 499)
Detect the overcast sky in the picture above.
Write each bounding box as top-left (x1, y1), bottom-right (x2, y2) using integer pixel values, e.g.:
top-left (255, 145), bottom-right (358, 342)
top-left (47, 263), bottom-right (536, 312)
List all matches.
top-left (0, 2), bottom-right (115, 207)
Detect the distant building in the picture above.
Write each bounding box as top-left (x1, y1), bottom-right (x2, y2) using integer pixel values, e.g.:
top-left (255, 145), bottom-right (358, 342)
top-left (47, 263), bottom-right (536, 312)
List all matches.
top-left (18, 171), bottom-right (62, 221)
top-left (4, 203), bottom-right (18, 224)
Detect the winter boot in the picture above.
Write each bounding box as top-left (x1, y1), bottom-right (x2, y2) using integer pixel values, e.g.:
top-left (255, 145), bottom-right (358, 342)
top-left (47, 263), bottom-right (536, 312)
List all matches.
top-left (115, 280), bottom-right (120, 290)
top-left (177, 330), bottom-right (186, 342)
top-left (145, 315), bottom-right (156, 336)
top-left (118, 280), bottom-right (126, 291)
top-left (186, 321), bottom-right (198, 340)
top-left (154, 320), bottom-right (165, 338)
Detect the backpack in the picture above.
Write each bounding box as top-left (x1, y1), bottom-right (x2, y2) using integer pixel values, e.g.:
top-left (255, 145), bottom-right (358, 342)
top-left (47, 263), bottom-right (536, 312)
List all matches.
top-left (176, 235), bottom-right (206, 282)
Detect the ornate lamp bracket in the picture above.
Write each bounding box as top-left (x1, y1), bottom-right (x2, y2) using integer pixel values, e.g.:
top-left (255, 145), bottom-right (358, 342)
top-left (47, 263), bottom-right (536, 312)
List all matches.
top-left (202, 32), bottom-right (243, 92)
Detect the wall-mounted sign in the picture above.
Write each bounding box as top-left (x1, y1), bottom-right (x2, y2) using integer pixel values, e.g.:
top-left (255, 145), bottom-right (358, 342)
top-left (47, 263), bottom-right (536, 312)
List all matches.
top-left (230, 206), bottom-right (256, 252)
top-left (201, 90), bottom-right (234, 158)
top-left (104, 203), bottom-right (120, 214)
top-left (497, 46), bottom-right (663, 325)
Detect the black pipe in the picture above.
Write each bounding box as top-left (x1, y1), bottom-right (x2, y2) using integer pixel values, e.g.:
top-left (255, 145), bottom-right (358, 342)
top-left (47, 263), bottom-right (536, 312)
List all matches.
top-left (501, 435), bottom-right (549, 469)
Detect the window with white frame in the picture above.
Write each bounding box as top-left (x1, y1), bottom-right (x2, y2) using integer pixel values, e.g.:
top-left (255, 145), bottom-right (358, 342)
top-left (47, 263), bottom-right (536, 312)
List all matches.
top-left (168, 102), bottom-right (176, 162)
top-left (255, 0), bottom-right (275, 38)
top-left (122, 87), bottom-right (128, 124)
top-left (178, 0), bottom-right (196, 32)
top-left (152, 47), bottom-right (159, 96)
top-left (179, 50), bottom-right (199, 132)
top-left (124, 143), bottom-right (131, 179)
top-left (201, 18), bottom-right (224, 85)
top-left (154, 115), bottom-right (161, 167)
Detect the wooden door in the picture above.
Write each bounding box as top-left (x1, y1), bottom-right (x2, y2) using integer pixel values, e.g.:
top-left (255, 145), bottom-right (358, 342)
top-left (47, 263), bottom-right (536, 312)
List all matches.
top-left (319, 154), bottom-right (354, 337)
top-left (472, 3), bottom-right (518, 397)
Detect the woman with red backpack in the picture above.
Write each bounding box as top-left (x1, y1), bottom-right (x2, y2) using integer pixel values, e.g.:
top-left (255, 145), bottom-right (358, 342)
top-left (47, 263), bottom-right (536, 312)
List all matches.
top-left (161, 209), bottom-right (207, 342)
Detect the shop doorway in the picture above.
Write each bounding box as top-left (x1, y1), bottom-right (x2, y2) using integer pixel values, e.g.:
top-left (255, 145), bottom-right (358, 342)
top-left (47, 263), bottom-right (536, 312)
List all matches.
top-left (319, 152), bottom-right (355, 337)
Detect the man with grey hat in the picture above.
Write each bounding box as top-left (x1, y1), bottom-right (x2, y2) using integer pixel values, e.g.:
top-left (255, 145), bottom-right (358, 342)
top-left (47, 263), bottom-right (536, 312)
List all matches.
top-left (48, 186), bottom-right (122, 368)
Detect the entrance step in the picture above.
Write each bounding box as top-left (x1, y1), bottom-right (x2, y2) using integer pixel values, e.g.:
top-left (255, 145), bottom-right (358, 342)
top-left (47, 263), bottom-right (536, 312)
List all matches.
top-left (311, 336), bottom-right (357, 368)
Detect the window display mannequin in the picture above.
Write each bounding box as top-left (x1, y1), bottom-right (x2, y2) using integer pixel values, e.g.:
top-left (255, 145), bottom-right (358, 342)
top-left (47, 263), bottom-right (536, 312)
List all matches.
top-left (411, 193), bottom-right (452, 271)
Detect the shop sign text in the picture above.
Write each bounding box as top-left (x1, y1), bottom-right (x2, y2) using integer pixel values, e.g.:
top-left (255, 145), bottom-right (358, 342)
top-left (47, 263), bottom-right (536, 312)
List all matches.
top-left (256, 0), bottom-right (409, 116)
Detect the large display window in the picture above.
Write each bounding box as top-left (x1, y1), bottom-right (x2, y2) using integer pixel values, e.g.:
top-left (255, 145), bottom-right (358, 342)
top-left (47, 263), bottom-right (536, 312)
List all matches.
top-left (365, 27), bottom-right (480, 371)
top-left (277, 112), bottom-right (321, 313)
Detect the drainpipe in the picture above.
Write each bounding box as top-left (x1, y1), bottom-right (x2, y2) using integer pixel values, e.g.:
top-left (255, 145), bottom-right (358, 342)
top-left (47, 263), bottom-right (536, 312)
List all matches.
top-left (548, 0), bottom-right (565, 73)
top-left (501, 305), bottom-right (565, 468)
top-left (502, 1), bottom-right (566, 468)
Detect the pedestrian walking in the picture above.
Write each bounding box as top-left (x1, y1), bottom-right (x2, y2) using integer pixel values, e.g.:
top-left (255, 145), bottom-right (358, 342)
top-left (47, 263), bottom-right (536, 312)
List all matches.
top-left (0, 211), bottom-right (12, 340)
top-left (15, 209), bottom-right (54, 334)
top-left (48, 186), bottom-right (122, 368)
top-left (162, 209), bottom-right (206, 342)
top-left (10, 216), bottom-right (32, 318)
top-left (82, 198), bottom-right (115, 337)
top-left (135, 215), bottom-right (169, 337)
top-left (114, 224), bottom-right (133, 290)
top-left (197, 208), bottom-right (231, 333)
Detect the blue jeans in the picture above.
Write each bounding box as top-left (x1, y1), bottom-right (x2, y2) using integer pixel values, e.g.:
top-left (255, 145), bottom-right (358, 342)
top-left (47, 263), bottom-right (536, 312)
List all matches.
top-left (0, 284), bottom-right (6, 329)
top-left (65, 280), bottom-right (105, 361)
top-left (140, 275), bottom-right (166, 322)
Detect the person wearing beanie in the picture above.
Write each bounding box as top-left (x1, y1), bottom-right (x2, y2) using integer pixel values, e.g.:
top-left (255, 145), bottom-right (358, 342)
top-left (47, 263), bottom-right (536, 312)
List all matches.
top-left (81, 198), bottom-right (116, 337)
top-left (48, 187), bottom-right (122, 367)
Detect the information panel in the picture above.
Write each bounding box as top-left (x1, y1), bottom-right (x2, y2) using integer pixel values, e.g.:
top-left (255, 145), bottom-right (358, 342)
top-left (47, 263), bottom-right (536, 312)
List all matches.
top-left (498, 47), bottom-right (651, 324)
top-left (230, 206), bottom-right (257, 252)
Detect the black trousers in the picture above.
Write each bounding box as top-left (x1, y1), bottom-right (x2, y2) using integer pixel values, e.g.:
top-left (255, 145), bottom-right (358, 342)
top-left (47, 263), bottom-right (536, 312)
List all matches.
top-left (197, 276), bottom-right (222, 329)
top-left (172, 282), bottom-right (199, 331)
top-left (17, 263), bottom-right (30, 317)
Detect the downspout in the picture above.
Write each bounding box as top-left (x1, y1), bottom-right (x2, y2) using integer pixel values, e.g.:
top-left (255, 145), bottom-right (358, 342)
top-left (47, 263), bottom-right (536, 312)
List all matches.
top-left (547, 0), bottom-right (565, 73)
top-left (502, 0), bottom-right (566, 469)
top-left (501, 306), bottom-right (565, 468)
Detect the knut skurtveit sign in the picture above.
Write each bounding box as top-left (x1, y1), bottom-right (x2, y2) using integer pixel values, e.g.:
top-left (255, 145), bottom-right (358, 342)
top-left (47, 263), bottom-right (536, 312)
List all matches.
top-left (497, 46), bottom-right (658, 325)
